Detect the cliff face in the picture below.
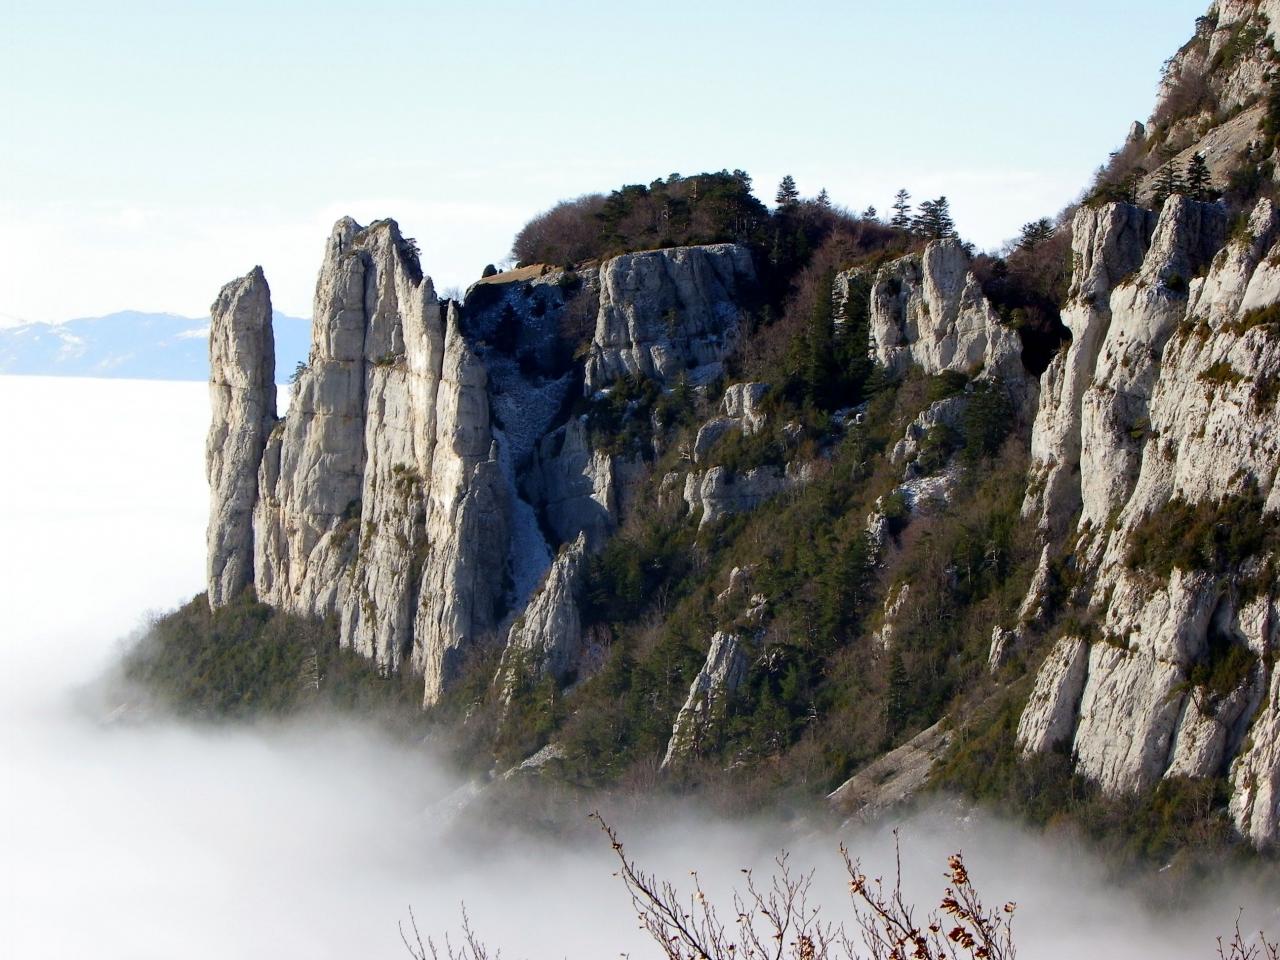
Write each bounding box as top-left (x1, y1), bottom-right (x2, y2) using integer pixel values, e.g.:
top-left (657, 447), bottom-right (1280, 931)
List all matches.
top-left (210, 228), bottom-right (756, 705)
top-left (247, 218), bottom-right (509, 704)
top-left (869, 238), bottom-right (1029, 397)
top-left (207, 266), bottom-right (276, 608)
top-left (1016, 194), bottom-right (1280, 846)
top-left (585, 243), bottom-right (756, 392)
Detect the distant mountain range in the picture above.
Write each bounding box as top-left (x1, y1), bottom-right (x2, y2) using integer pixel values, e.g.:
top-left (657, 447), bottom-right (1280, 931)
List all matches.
top-left (0, 310), bottom-right (311, 383)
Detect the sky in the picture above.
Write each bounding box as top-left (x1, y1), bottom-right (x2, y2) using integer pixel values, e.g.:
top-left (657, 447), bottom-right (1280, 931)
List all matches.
top-left (0, 0), bottom-right (1210, 324)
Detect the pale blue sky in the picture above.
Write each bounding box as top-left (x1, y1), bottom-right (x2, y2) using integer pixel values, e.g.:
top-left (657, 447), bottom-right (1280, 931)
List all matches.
top-left (0, 0), bottom-right (1208, 323)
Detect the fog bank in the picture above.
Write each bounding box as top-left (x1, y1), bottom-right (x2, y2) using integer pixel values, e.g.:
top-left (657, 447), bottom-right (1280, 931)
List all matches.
top-left (0, 375), bottom-right (1274, 959)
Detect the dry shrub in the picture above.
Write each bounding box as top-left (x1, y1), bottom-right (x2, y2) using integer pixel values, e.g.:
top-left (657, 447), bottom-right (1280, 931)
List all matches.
top-left (512, 194), bottom-right (608, 266)
top-left (601, 815), bottom-right (1017, 960)
top-left (406, 817), bottom-right (1279, 960)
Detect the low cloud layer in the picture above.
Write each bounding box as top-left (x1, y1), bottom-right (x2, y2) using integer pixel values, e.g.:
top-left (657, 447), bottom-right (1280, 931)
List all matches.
top-left (0, 375), bottom-right (1274, 959)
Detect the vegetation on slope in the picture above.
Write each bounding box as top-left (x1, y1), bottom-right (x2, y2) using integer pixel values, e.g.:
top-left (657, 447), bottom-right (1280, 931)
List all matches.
top-left (123, 593), bottom-right (423, 728)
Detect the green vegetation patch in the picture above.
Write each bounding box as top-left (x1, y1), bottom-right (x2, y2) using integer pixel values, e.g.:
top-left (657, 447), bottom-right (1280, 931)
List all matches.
top-left (123, 593), bottom-right (423, 725)
top-left (1226, 302), bottom-right (1280, 337)
top-left (1126, 490), bottom-right (1276, 578)
top-left (1199, 359), bottom-right (1245, 386)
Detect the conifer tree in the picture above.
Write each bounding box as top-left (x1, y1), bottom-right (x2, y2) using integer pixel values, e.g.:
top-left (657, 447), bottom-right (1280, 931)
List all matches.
top-left (1119, 167), bottom-right (1145, 205)
top-left (775, 174), bottom-right (800, 208)
top-left (802, 271), bottom-right (839, 408)
top-left (1153, 161), bottom-right (1183, 208)
top-left (885, 646), bottom-right (909, 737)
top-left (913, 196), bottom-right (956, 240)
top-left (1185, 152), bottom-right (1214, 201)
top-left (890, 189), bottom-right (912, 228)
top-left (816, 188), bottom-right (831, 208)
top-left (817, 531), bottom-right (874, 647)
top-left (862, 205), bottom-right (878, 220)
top-left (1017, 218), bottom-right (1053, 251)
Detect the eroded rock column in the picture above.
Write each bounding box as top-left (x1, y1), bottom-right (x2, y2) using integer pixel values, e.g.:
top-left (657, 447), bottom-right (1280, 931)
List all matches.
top-left (207, 266), bottom-right (276, 607)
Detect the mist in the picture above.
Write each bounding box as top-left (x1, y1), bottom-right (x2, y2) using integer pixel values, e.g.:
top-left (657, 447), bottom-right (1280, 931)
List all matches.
top-left (0, 374), bottom-right (1274, 959)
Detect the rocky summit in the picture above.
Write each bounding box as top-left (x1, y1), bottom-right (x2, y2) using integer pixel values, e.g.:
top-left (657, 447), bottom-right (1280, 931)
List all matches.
top-left (202, 0), bottom-right (1280, 857)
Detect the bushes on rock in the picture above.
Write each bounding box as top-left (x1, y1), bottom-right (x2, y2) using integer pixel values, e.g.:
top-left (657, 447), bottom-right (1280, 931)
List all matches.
top-left (1126, 491), bottom-right (1275, 578)
top-left (123, 593), bottom-right (422, 723)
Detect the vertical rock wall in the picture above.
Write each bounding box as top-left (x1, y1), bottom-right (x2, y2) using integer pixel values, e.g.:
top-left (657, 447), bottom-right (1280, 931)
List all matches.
top-left (207, 266), bottom-right (276, 607)
top-left (1017, 196), bottom-right (1280, 845)
top-left (211, 223), bottom-right (755, 705)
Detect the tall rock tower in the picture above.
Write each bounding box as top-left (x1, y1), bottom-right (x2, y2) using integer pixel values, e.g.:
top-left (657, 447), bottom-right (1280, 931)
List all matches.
top-left (206, 266), bottom-right (276, 607)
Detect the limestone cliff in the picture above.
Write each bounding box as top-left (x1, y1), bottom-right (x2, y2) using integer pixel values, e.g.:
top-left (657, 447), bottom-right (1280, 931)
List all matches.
top-left (585, 243), bottom-right (757, 392)
top-left (207, 266), bottom-right (276, 608)
top-left (868, 238), bottom-right (1029, 395)
top-left (1016, 194), bottom-right (1280, 846)
top-left (208, 224), bottom-right (750, 707)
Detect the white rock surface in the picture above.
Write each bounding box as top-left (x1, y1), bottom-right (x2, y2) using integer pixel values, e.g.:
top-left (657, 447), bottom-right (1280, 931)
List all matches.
top-left (692, 381), bottom-right (772, 464)
top-left (1077, 196), bottom-right (1225, 530)
top-left (721, 381), bottom-right (769, 434)
top-left (661, 631), bottom-right (748, 768)
top-left (1017, 636), bottom-right (1090, 755)
top-left (207, 266), bottom-right (276, 607)
top-left (243, 218), bottom-right (510, 704)
top-left (1023, 202), bottom-right (1155, 538)
top-left (584, 244), bottom-right (756, 392)
top-left (683, 463), bottom-right (806, 527)
top-left (890, 395), bottom-right (967, 466)
top-left (869, 239), bottom-right (1029, 394)
top-left (500, 533), bottom-right (588, 692)
top-left (827, 721), bottom-right (952, 822)
top-left (1017, 193), bottom-right (1280, 843)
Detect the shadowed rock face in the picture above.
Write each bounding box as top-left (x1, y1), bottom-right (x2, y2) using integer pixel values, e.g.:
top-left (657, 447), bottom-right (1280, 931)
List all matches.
top-left (207, 266), bottom-right (276, 608)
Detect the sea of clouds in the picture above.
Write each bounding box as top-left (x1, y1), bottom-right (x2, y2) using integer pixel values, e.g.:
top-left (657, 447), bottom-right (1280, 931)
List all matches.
top-left (0, 375), bottom-right (1274, 959)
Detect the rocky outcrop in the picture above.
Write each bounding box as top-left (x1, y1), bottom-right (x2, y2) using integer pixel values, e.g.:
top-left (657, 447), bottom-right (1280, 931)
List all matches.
top-left (692, 381), bottom-right (769, 463)
top-left (209, 225), bottom-right (764, 707)
top-left (1016, 194), bottom-right (1280, 843)
top-left (584, 244), bottom-right (756, 392)
top-left (827, 721), bottom-right (952, 822)
top-left (207, 267), bottom-right (276, 607)
top-left (1077, 196), bottom-right (1226, 531)
top-left (869, 238), bottom-right (1029, 393)
top-left (889, 394), bottom-right (968, 467)
top-left (240, 218), bottom-right (510, 704)
top-left (662, 631), bottom-right (748, 768)
top-left (1231, 660), bottom-right (1280, 847)
top-left (499, 533), bottom-right (588, 692)
top-left (683, 462), bottom-right (812, 527)
top-left (1017, 636), bottom-right (1090, 754)
top-left (1023, 202), bottom-right (1157, 538)
top-left (873, 583), bottom-right (912, 650)
top-left (722, 381), bottom-right (769, 433)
